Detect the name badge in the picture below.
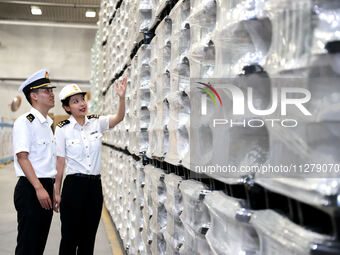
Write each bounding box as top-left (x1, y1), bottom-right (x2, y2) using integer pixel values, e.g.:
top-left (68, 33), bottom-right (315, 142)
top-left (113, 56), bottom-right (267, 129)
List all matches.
top-left (90, 130), bottom-right (98, 135)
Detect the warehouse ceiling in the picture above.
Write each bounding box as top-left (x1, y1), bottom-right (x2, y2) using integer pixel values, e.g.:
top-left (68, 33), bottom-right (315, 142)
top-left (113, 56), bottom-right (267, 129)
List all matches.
top-left (0, 0), bottom-right (100, 24)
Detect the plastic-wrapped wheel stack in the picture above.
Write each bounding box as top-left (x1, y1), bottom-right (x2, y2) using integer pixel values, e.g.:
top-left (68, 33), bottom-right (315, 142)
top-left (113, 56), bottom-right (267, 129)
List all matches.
top-left (0, 118), bottom-right (13, 164)
top-left (93, 0), bottom-right (340, 254)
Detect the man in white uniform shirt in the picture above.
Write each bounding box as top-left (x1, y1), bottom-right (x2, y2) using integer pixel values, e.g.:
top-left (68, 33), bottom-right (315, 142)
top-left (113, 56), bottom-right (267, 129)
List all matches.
top-left (12, 69), bottom-right (57, 255)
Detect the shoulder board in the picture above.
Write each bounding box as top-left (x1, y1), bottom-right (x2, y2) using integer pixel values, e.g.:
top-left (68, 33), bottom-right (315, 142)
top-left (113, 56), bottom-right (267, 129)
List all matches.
top-left (26, 113), bottom-right (35, 123)
top-left (87, 114), bottom-right (100, 119)
top-left (57, 119), bottom-right (70, 128)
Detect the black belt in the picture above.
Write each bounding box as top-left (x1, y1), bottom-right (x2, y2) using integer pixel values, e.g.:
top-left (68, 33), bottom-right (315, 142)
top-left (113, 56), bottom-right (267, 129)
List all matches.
top-left (70, 173), bottom-right (101, 180)
top-left (19, 176), bottom-right (55, 183)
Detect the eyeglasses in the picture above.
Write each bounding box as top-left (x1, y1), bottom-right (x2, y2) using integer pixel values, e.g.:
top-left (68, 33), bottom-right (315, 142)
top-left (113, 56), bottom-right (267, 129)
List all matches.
top-left (38, 88), bottom-right (54, 94)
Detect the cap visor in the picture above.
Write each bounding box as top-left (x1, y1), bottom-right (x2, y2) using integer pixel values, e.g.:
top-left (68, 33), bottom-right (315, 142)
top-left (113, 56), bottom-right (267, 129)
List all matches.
top-left (40, 84), bottom-right (56, 89)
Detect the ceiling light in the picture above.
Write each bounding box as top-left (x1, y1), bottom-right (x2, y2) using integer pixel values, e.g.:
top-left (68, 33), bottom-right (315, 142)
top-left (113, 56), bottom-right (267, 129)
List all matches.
top-left (85, 10), bottom-right (96, 18)
top-left (31, 6), bottom-right (42, 15)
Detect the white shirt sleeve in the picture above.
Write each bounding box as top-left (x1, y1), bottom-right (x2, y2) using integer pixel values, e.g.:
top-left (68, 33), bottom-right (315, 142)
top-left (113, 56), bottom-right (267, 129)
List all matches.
top-left (99, 115), bottom-right (110, 132)
top-left (13, 118), bottom-right (31, 154)
top-left (55, 126), bottom-right (66, 157)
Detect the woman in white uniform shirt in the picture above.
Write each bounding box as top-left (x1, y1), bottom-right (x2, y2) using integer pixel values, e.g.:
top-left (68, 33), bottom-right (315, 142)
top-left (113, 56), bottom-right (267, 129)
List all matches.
top-left (54, 79), bottom-right (127, 255)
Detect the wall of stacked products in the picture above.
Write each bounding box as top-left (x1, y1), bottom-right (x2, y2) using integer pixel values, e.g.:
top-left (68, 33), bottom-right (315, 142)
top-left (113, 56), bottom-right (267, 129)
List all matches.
top-left (0, 118), bottom-right (13, 164)
top-left (90, 0), bottom-right (340, 254)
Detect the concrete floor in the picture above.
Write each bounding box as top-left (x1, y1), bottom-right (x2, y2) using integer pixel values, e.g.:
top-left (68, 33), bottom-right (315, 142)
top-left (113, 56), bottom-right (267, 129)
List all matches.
top-left (0, 162), bottom-right (112, 255)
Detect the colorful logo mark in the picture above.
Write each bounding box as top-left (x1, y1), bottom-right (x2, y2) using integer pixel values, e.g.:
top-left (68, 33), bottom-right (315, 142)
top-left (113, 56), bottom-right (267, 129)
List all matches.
top-left (197, 82), bottom-right (223, 106)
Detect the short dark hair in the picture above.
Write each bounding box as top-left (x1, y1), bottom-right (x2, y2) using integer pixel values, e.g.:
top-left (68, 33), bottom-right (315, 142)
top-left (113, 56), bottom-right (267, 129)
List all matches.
top-left (24, 89), bottom-right (39, 105)
top-left (61, 97), bottom-right (72, 115)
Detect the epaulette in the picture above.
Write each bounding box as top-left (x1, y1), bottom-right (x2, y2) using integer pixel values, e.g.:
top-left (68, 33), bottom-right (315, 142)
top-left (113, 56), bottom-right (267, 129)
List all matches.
top-left (26, 113), bottom-right (35, 122)
top-left (57, 119), bottom-right (70, 128)
top-left (87, 114), bottom-right (100, 119)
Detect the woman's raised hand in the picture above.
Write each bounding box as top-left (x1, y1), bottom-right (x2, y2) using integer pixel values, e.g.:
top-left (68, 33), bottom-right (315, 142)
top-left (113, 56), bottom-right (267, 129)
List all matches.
top-left (116, 76), bottom-right (128, 98)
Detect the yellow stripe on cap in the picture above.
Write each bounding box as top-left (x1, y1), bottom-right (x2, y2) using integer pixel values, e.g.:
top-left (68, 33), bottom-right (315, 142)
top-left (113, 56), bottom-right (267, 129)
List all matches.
top-left (62, 91), bottom-right (86, 100)
top-left (30, 83), bottom-right (52, 90)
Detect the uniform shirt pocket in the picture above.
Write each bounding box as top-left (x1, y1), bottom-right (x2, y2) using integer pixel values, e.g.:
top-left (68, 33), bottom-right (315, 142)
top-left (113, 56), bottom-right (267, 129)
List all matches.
top-left (89, 133), bottom-right (102, 153)
top-left (65, 139), bottom-right (83, 159)
top-left (37, 139), bottom-right (50, 145)
top-left (89, 133), bottom-right (102, 141)
top-left (32, 139), bottom-right (50, 159)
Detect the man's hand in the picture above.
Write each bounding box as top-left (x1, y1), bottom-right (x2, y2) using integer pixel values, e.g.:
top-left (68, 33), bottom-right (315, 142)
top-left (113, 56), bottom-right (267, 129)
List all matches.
top-left (53, 188), bottom-right (61, 213)
top-left (35, 186), bottom-right (52, 210)
top-left (17, 152), bottom-right (53, 210)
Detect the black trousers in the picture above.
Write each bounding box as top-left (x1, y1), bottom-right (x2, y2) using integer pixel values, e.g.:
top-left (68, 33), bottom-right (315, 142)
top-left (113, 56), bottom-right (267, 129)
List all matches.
top-left (59, 174), bottom-right (103, 255)
top-left (14, 177), bottom-right (54, 255)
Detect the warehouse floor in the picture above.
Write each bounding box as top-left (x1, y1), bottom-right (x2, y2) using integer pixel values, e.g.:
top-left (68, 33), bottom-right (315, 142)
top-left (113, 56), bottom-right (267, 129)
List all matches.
top-left (0, 162), bottom-right (113, 255)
